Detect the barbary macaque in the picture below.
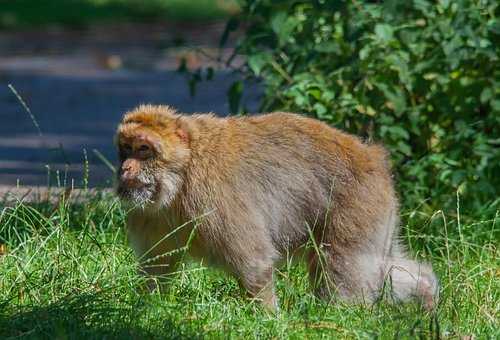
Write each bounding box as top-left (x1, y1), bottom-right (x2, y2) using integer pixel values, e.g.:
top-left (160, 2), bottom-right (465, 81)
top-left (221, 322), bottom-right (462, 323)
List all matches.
top-left (115, 104), bottom-right (438, 311)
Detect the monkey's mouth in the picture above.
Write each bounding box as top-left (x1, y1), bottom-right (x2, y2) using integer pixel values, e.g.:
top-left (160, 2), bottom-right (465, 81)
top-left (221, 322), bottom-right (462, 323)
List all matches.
top-left (116, 182), bottom-right (156, 206)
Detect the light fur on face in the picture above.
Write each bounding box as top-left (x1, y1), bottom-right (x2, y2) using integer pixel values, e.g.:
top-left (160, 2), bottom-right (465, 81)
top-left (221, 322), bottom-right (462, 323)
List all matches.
top-left (154, 171), bottom-right (183, 209)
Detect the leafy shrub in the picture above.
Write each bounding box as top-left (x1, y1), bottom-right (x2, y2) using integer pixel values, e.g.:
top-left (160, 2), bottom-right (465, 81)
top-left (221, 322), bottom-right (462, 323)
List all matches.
top-left (221, 0), bottom-right (499, 213)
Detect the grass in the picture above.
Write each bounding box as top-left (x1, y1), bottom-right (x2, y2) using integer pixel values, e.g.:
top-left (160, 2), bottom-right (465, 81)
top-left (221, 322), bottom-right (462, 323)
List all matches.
top-left (0, 189), bottom-right (498, 339)
top-left (0, 0), bottom-right (240, 29)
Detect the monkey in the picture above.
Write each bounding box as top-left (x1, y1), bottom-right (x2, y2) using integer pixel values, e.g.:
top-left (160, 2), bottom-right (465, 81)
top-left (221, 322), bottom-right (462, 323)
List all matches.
top-left (115, 104), bottom-right (438, 311)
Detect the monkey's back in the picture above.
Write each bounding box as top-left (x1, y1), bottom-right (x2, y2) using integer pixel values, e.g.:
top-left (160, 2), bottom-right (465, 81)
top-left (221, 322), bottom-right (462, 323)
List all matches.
top-left (183, 112), bottom-right (397, 253)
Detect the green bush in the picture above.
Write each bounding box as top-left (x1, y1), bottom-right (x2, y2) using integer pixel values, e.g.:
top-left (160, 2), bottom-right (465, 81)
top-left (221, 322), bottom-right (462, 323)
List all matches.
top-left (225, 0), bottom-right (499, 213)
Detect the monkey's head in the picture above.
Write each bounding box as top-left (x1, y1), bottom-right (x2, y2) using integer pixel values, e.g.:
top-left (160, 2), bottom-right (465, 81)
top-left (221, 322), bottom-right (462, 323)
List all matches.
top-left (115, 105), bottom-right (190, 209)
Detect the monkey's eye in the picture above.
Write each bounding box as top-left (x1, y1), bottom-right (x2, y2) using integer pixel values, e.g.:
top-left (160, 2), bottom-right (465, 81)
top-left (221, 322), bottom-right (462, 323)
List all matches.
top-left (137, 144), bottom-right (153, 159)
top-left (138, 144), bottom-right (150, 152)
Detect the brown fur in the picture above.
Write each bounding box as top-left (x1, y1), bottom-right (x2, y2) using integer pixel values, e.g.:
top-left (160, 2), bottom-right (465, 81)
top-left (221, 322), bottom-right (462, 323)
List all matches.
top-left (115, 104), bottom-right (438, 311)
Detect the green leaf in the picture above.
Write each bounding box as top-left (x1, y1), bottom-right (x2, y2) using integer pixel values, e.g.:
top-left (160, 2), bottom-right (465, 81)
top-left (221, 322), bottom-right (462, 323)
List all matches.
top-left (374, 83), bottom-right (407, 115)
top-left (308, 88), bottom-right (322, 100)
top-left (374, 24), bottom-right (394, 43)
top-left (271, 11), bottom-right (298, 46)
top-left (397, 141), bottom-right (412, 156)
top-left (248, 53), bottom-right (271, 76)
top-left (480, 88), bottom-right (492, 104)
top-left (313, 102), bottom-right (327, 116)
top-left (294, 94), bottom-right (308, 107)
top-left (491, 100), bottom-right (500, 112)
top-left (359, 46), bottom-right (371, 60)
top-left (315, 42), bottom-right (341, 53)
top-left (322, 90), bottom-right (335, 102)
top-left (388, 126), bottom-right (410, 140)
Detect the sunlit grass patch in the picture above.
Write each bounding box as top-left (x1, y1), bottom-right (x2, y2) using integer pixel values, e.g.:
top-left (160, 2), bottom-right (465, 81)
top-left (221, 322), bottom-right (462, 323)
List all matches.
top-left (0, 191), bottom-right (497, 338)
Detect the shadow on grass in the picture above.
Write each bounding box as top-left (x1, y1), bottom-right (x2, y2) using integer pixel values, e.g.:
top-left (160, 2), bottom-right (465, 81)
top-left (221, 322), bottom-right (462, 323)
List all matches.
top-left (0, 290), bottom-right (201, 339)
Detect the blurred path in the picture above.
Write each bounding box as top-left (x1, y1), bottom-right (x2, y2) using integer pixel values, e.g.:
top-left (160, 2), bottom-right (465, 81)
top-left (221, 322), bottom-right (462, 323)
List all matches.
top-left (0, 23), bottom-right (260, 187)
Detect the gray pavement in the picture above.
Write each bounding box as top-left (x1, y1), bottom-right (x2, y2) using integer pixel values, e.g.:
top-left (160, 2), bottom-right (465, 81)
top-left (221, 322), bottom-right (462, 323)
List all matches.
top-left (0, 24), bottom-right (260, 187)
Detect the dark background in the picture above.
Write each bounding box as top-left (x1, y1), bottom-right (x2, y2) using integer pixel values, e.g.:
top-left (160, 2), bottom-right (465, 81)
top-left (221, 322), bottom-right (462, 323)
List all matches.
top-left (0, 0), bottom-right (258, 187)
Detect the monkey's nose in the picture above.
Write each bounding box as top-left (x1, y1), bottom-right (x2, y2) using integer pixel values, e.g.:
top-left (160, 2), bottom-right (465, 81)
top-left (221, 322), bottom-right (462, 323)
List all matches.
top-left (121, 175), bottom-right (143, 189)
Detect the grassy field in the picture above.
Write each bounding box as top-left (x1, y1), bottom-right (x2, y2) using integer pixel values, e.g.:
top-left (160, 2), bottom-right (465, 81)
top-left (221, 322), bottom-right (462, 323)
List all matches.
top-left (0, 189), bottom-right (497, 339)
top-left (0, 0), bottom-right (240, 28)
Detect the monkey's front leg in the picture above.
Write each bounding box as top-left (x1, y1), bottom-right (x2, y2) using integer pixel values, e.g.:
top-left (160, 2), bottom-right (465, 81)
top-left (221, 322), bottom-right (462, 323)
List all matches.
top-left (127, 223), bottom-right (181, 293)
top-left (238, 264), bottom-right (278, 312)
top-left (139, 251), bottom-right (180, 293)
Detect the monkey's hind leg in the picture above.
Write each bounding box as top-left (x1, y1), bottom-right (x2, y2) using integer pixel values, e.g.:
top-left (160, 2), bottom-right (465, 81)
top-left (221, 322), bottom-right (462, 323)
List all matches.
top-left (308, 248), bottom-right (386, 304)
top-left (383, 253), bottom-right (439, 310)
top-left (307, 227), bottom-right (438, 309)
top-left (307, 208), bottom-right (396, 304)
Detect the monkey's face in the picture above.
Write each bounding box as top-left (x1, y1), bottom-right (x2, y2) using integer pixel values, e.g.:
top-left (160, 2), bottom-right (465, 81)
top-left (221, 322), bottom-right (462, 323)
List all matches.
top-left (116, 134), bottom-right (161, 207)
top-left (115, 108), bottom-right (190, 209)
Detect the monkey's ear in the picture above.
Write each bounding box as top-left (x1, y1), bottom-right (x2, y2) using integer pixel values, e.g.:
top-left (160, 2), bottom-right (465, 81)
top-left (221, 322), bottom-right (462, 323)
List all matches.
top-left (176, 128), bottom-right (189, 144)
top-left (175, 118), bottom-right (190, 144)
